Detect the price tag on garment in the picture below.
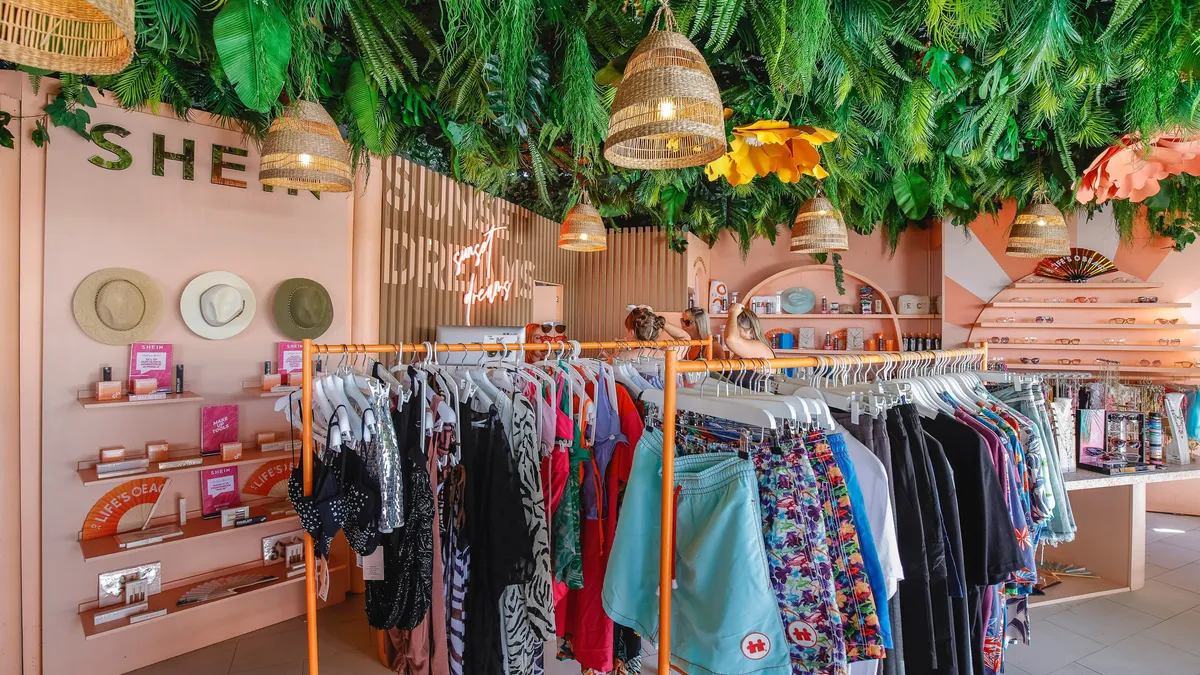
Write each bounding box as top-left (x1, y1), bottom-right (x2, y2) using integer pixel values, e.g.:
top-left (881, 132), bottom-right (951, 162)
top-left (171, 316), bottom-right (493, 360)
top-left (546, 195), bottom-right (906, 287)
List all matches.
top-left (361, 548), bottom-right (385, 581)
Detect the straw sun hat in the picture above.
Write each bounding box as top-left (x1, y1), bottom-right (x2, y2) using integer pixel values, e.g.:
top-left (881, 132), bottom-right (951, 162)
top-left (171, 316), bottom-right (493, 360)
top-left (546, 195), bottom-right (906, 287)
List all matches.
top-left (73, 268), bottom-right (163, 345)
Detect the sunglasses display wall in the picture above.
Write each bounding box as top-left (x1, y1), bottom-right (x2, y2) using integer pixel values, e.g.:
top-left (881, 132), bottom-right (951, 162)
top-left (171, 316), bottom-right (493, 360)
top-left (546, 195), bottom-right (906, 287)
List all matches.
top-left (970, 271), bottom-right (1200, 379)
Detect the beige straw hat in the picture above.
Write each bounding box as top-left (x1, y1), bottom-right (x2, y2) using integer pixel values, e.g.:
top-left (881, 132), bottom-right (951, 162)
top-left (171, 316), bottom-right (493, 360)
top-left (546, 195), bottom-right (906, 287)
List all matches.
top-left (72, 268), bottom-right (163, 345)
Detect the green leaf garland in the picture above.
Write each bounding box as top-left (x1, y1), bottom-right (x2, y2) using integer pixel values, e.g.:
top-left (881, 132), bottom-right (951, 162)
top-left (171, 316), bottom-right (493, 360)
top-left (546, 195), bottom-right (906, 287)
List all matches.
top-left (213, 0), bottom-right (292, 113)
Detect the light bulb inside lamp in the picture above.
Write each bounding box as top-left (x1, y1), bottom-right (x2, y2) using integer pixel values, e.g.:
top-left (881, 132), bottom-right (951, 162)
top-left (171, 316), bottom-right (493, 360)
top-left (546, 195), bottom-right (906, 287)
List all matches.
top-left (298, 153), bottom-right (312, 167)
top-left (1037, 217), bottom-right (1046, 226)
top-left (580, 233), bottom-right (589, 241)
top-left (659, 100), bottom-right (676, 119)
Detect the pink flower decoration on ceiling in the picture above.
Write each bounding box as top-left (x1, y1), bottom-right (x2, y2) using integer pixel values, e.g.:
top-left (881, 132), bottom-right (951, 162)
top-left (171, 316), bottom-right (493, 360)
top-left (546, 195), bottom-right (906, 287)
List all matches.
top-left (1076, 130), bottom-right (1200, 204)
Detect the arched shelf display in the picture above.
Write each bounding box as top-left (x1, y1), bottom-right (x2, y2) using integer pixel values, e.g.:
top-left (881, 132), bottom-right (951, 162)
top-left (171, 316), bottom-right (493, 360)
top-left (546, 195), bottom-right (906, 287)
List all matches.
top-left (967, 272), bottom-right (1200, 378)
top-left (711, 264), bottom-right (941, 354)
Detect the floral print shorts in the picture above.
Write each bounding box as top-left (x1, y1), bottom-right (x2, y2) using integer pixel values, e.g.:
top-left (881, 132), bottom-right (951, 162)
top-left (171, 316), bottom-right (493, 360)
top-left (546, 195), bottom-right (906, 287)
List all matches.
top-left (757, 443), bottom-right (848, 675)
top-left (809, 440), bottom-right (885, 661)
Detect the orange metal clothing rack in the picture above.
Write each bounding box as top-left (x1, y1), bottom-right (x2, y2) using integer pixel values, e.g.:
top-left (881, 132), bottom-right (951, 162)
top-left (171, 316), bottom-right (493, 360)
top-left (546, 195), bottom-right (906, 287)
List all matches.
top-left (654, 347), bottom-right (988, 675)
top-left (297, 337), bottom-right (713, 674)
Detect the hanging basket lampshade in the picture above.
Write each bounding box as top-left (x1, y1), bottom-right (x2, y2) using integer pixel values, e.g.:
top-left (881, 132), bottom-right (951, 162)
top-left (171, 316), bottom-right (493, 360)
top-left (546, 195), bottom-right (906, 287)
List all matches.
top-left (603, 2), bottom-right (726, 170)
top-left (1006, 197), bottom-right (1070, 258)
top-left (790, 191), bottom-right (849, 254)
top-left (259, 100), bottom-right (353, 193)
top-left (0, 0), bottom-right (134, 74)
top-left (558, 191), bottom-right (607, 252)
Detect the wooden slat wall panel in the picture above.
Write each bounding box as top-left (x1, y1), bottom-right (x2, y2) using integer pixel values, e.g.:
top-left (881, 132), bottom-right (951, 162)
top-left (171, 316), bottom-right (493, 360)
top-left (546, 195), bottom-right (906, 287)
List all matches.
top-left (378, 156), bottom-right (686, 344)
top-left (563, 227), bottom-right (688, 343)
top-left (378, 157), bottom-right (573, 343)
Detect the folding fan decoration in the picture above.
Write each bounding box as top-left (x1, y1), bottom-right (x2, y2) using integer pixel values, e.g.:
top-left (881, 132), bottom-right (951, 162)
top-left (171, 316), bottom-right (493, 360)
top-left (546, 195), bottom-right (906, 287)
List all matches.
top-left (176, 573), bottom-right (278, 606)
top-left (242, 459), bottom-right (295, 499)
top-left (81, 477), bottom-right (170, 540)
top-left (1034, 248), bottom-right (1118, 282)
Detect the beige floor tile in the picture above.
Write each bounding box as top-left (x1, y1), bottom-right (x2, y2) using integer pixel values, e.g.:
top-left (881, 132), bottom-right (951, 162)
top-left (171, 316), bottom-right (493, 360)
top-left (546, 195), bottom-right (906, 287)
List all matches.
top-left (1146, 563), bottom-right (1171, 579)
top-left (1003, 621), bottom-right (1106, 675)
top-left (230, 627), bottom-right (310, 673)
top-left (1147, 541), bottom-right (1200, 570)
top-left (316, 615), bottom-right (375, 655)
top-left (303, 645), bottom-right (392, 675)
top-left (1108, 579), bottom-right (1200, 619)
top-left (1147, 512), bottom-right (1200, 533)
top-left (1143, 609), bottom-right (1200, 657)
top-left (1160, 528), bottom-right (1200, 552)
top-left (1077, 633), bottom-right (1200, 675)
top-left (1158, 561), bottom-right (1200, 594)
top-left (1045, 597), bottom-right (1163, 644)
top-left (1049, 664), bottom-right (1103, 675)
top-left (227, 663), bottom-right (303, 675)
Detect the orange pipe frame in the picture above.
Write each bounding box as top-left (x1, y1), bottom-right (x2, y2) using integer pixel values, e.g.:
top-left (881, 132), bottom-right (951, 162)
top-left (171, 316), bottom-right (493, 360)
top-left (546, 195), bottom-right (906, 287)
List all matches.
top-left (299, 337), bottom-right (712, 675)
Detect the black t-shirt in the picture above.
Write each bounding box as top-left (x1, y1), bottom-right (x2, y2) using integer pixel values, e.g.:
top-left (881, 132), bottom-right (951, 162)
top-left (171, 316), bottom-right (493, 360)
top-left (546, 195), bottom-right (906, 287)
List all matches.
top-left (924, 413), bottom-right (1024, 586)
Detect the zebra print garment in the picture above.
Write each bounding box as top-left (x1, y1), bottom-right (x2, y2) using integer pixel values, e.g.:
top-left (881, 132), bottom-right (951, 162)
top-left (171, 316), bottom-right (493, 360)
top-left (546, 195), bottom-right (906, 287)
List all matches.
top-left (501, 394), bottom-right (553, 675)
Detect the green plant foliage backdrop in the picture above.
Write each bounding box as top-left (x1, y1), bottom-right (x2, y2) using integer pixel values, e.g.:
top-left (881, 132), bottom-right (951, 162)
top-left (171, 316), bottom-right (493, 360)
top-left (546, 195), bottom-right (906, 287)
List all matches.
top-left (4, 0), bottom-right (1200, 251)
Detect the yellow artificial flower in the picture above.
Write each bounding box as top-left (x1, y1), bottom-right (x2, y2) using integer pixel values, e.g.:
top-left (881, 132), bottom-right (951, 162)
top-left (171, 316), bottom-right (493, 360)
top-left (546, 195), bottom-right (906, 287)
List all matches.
top-left (704, 120), bottom-right (838, 185)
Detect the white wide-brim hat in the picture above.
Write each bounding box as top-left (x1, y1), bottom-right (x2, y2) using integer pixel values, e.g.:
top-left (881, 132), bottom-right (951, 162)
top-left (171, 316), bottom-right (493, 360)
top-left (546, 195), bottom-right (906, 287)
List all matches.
top-left (180, 271), bottom-right (257, 339)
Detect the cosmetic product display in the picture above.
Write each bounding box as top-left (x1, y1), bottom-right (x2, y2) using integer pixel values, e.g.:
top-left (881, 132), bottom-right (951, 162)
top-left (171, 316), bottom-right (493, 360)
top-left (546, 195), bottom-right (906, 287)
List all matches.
top-left (158, 457), bottom-right (203, 470)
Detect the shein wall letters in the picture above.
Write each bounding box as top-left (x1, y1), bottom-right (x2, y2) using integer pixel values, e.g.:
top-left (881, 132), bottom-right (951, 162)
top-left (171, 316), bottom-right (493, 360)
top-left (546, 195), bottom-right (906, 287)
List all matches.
top-left (86, 124), bottom-right (316, 197)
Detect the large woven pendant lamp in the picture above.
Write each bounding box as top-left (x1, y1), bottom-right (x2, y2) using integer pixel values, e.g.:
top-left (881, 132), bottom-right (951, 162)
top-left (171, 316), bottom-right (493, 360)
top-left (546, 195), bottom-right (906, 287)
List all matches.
top-left (1006, 193), bottom-right (1070, 258)
top-left (558, 190), bottom-right (607, 252)
top-left (0, 0), bottom-right (134, 74)
top-left (259, 100), bottom-right (353, 193)
top-left (603, 1), bottom-right (725, 169)
top-left (790, 186), bottom-right (849, 254)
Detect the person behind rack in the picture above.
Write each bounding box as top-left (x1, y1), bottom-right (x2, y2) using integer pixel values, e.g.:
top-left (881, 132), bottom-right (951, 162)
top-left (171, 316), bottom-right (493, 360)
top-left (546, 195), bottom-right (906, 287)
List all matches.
top-left (681, 307), bottom-right (714, 359)
top-left (621, 306), bottom-right (691, 361)
top-left (724, 302), bottom-right (775, 359)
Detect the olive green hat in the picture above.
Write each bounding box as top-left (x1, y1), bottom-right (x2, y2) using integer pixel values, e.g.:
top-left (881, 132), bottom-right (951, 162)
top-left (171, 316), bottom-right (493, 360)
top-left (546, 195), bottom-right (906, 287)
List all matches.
top-left (273, 278), bottom-right (334, 339)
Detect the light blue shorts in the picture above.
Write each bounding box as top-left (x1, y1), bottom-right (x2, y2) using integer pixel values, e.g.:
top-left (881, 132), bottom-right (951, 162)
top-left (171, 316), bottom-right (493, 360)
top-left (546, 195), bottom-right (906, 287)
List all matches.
top-left (602, 429), bottom-right (790, 675)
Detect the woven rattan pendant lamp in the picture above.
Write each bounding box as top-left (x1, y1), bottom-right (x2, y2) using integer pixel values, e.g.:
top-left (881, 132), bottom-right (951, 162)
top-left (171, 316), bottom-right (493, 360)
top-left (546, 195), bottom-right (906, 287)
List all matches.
top-left (259, 100), bottom-right (353, 192)
top-left (0, 0), bottom-right (134, 74)
top-left (1006, 193), bottom-right (1070, 258)
top-left (558, 190), bottom-right (607, 252)
top-left (790, 186), bottom-right (849, 254)
top-left (603, 1), bottom-right (725, 170)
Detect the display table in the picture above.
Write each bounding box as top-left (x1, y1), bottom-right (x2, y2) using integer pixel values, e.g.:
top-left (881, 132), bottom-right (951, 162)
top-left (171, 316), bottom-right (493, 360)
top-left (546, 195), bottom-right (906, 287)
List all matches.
top-left (1034, 465), bottom-right (1200, 606)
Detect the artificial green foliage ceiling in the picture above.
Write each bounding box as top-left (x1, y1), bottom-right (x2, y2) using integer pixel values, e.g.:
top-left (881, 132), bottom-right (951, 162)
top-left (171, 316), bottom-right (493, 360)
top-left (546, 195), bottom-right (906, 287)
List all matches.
top-left (6, 0), bottom-right (1200, 251)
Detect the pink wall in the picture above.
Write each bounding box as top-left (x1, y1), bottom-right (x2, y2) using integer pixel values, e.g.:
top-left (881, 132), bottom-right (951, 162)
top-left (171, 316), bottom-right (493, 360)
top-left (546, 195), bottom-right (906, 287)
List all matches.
top-left (25, 80), bottom-right (353, 674)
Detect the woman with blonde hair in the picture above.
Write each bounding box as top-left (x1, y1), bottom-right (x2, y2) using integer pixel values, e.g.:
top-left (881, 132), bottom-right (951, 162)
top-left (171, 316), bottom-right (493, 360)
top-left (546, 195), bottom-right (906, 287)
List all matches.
top-left (724, 302), bottom-right (775, 359)
top-left (681, 307), bottom-right (712, 359)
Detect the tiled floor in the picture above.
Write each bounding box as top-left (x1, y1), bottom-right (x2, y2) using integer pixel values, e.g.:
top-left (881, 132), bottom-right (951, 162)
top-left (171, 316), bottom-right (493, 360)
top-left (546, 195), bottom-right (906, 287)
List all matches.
top-left (139, 512), bottom-right (1200, 675)
top-left (1005, 512), bottom-right (1200, 675)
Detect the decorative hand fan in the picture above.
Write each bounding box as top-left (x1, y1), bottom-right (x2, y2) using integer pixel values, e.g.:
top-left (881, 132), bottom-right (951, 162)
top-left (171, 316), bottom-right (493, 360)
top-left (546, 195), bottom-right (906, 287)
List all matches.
top-left (1034, 248), bottom-right (1118, 282)
top-left (81, 477), bottom-right (170, 541)
top-left (1038, 561), bottom-right (1099, 580)
top-left (176, 574), bottom-right (278, 606)
top-left (242, 459), bottom-right (295, 499)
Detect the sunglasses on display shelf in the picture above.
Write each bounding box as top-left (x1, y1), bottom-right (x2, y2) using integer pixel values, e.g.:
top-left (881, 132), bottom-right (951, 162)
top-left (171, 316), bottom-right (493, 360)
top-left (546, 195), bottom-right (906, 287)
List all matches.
top-left (1047, 298), bottom-right (1068, 303)
top-left (997, 317), bottom-right (1018, 323)
top-left (1071, 297), bottom-right (1099, 303)
top-left (1058, 359), bottom-right (1082, 365)
top-left (1011, 297), bottom-right (1033, 303)
top-left (1055, 338), bottom-right (1081, 345)
top-left (1113, 277), bottom-right (1141, 283)
top-left (1140, 360), bottom-right (1163, 367)
top-left (1137, 297), bottom-right (1159, 303)
top-left (1020, 358), bottom-right (1041, 364)
top-left (1109, 318), bottom-right (1136, 324)
top-left (1103, 338), bottom-right (1127, 344)
top-left (1155, 318), bottom-right (1180, 324)
top-left (1035, 316), bottom-right (1054, 323)
top-left (1178, 361), bottom-right (1199, 368)
top-left (1019, 337), bottom-right (1039, 343)
top-left (1159, 338), bottom-right (1182, 345)
top-left (540, 323), bottom-right (567, 334)
top-left (989, 337), bottom-right (1010, 344)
